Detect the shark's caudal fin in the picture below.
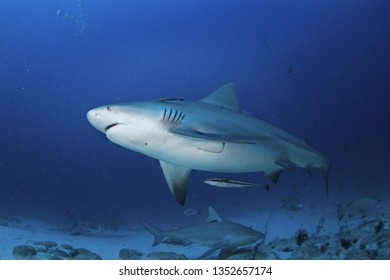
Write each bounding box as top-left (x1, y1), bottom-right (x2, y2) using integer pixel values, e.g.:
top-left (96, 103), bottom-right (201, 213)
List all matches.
top-left (138, 218), bottom-right (165, 246)
top-left (159, 160), bottom-right (191, 205)
top-left (200, 83), bottom-right (240, 112)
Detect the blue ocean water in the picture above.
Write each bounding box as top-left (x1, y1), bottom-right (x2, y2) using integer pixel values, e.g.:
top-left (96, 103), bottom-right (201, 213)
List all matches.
top-left (0, 0), bottom-right (389, 259)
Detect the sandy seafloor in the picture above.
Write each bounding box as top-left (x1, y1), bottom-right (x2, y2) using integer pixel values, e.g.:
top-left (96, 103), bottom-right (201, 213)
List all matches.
top-left (1, 196), bottom-right (389, 260)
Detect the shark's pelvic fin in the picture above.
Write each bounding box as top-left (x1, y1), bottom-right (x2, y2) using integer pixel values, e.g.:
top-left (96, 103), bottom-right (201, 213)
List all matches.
top-left (159, 160), bottom-right (191, 205)
top-left (267, 169), bottom-right (284, 184)
top-left (205, 206), bottom-right (223, 223)
top-left (200, 82), bottom-right (240, 112)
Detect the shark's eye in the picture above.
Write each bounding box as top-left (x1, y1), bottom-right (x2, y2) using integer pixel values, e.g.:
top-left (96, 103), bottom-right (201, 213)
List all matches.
top-left (106, 106), bottom-right (112, 111)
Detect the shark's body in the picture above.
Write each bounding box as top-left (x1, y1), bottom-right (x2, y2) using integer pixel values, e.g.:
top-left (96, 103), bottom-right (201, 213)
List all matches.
top-left (139, 206), bottom-right (265, 258)
top-left (87, 83), bottom-right (330, 204)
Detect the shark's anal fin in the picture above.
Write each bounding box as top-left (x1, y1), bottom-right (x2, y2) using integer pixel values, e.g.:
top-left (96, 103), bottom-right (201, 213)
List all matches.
top-left (159, 160), bottom-right (191, 205)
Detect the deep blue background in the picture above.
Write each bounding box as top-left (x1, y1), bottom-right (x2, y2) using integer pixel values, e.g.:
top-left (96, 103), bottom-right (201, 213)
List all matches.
top-left (0, 0), bottom-right (389, 224)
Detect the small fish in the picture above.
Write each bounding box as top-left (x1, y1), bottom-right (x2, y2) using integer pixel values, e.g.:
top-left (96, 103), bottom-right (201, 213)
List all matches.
top-left (204, 178), bottom-right (269, 191)
top-left (184, 208), bottom-right (201, 217)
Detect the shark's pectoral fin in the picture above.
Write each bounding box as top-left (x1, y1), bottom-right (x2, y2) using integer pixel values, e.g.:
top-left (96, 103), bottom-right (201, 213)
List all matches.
top-left (159, 160), bottom-right (191, 205)
top-left (171, 126), bottom-right (256, 144)
top-left (198, 241), bottom-right (229, 259)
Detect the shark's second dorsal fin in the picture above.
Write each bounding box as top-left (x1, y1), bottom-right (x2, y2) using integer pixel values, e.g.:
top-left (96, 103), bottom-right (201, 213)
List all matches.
top-left (205, 206), bottom-right (223, 223)
top-left (200, 83), bottom-right (240, 112)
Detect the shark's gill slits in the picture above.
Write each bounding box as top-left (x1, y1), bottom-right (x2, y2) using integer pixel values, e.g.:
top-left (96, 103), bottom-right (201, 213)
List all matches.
top-left (176, 112), bottom-right (183, 122)
top-left (173, 110), bottom-right (178, 122)
top-left (105, 123), bottom-right (119, 132)
top-left (162, 108), bottom-right (185, 124)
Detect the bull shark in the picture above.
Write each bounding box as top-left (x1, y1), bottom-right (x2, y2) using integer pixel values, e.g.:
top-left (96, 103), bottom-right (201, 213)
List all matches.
top-left (87, 83), bottom-right (330, 204)
top-left (139, 206), bottom-right (265, 259)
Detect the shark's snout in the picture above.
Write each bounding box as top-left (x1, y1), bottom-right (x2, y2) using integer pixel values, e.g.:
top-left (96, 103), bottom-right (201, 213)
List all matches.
top-left (87, 108), bottom-right (112, 133)
top-left (87, 108), bottom-right (99, 123)
top-left (86, 109), bottom-right (97, 123)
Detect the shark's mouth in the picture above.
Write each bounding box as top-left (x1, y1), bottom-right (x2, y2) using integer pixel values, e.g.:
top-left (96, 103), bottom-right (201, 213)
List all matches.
top-left (105, 123), bottom-right (119, 132)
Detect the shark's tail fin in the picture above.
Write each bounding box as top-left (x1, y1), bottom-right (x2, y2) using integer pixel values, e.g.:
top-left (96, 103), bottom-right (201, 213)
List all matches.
top-left (138, 218), bottom-right (165, 246)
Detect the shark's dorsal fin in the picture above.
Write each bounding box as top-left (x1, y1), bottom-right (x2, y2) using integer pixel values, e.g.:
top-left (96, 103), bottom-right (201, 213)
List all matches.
top-left (159, 160), bottom-right (191, 205)
top-left (200, 83), bottom-right (240, 112)
top-left (205, 206), bottom-right (223, 223)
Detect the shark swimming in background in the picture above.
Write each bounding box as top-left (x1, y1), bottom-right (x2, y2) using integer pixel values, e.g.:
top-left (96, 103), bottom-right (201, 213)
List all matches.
top-left (139, 206), bottom-right (266, 259)
top-left (87, 83), bottom-right (330, 205)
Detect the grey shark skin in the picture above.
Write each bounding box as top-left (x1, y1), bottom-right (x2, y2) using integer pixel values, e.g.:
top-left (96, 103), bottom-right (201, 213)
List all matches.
top-left (139, 206), bottom-right (265, 259)
top-left (87, 83), bottom-right (330, 204)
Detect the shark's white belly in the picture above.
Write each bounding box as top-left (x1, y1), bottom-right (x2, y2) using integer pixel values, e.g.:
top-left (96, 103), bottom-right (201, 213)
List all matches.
top-left (160, 139), bottom-right (276, 173)
top-left (109, 127), bottom-right (277, 173)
